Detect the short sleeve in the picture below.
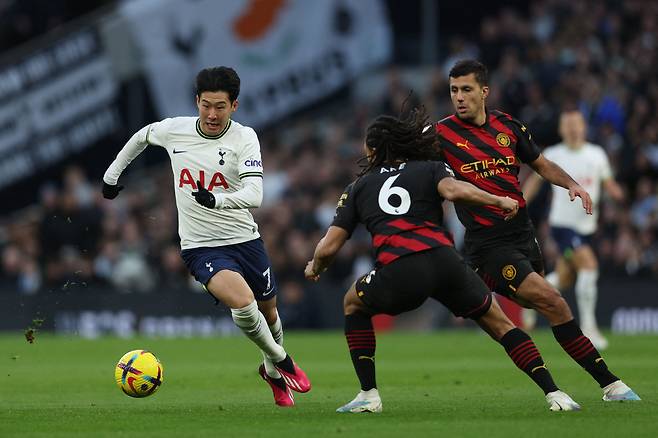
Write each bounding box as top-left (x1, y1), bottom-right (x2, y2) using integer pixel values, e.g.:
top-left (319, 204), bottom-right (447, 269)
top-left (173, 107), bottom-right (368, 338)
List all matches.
top-left (542, 145), bottom-right (556, 161)
top-left (432, 161), bottom-right (454, 186)
top-left (238, 128), bottom-right (264, 179)
top-left (508, 118), bottom-right (541, 163)
top-left (330, 181), bottom-right (359, 237)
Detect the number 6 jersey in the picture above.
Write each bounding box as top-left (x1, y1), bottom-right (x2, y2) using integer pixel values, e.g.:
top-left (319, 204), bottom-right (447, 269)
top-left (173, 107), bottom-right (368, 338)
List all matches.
top-left (332, 160), bottom-right (455, 266)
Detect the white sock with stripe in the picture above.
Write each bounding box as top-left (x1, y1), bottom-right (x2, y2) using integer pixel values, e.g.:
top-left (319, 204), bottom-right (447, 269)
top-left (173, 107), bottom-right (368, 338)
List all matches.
top-left (262, 313), bottom-right (284, 379)
top-left (231, 301), bottom-right (286, 363)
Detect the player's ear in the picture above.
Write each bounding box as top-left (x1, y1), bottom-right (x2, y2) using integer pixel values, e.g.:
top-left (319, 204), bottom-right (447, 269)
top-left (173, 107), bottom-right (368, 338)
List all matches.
top-left (231, 99), bottom-right (239, 113)
top-left (482, 86), bottom-right (489, 99)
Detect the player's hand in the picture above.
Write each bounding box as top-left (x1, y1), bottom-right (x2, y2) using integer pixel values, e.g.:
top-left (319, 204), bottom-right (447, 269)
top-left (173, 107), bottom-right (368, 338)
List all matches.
top-left (497, 196), bottom-right (519, 221)
top-left (304, 260), bottom-right (320, 281)
top-left (192, 180), bottom-right (216, 208)
top-left (102, 182), bottom-right (124, 199)
top-left (568, 185), bottom-right (592, 215)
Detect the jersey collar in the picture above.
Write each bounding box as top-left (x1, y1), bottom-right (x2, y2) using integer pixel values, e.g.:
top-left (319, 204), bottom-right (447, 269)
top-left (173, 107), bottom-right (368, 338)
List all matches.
top-left (196, 118), bottom-right (232, 139)
top-left (454, 108), bottom-right (490, 128)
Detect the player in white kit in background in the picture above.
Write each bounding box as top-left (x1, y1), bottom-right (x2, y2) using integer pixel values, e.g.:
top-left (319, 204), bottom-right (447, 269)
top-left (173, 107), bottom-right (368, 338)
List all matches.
top-left (102, 66), bottom-right (310, 407)
top-left (523, 109), bottom-right (623, 350)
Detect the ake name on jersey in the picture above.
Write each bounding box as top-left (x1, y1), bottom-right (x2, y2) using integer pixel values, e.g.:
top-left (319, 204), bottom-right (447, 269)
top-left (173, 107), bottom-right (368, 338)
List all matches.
top-left (332, 161), bottom-right (454, 266)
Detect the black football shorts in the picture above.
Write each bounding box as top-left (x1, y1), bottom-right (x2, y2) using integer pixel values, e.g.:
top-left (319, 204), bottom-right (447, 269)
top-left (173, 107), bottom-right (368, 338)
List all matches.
top-left (465, 230), bottom-right (545, 297)
top-left (354, 246), bottom-right (492, 319)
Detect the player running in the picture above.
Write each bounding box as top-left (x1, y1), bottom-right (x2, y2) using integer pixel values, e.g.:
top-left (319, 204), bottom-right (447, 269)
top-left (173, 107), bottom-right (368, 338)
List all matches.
top-left (102, 66), bottom-right (309, 407)
top-left (522, 109), bottom-right (624, 350)
top-left (434, 59), bottom-right (639, 402)
top-left (305, 106), bottom-right (581, 413)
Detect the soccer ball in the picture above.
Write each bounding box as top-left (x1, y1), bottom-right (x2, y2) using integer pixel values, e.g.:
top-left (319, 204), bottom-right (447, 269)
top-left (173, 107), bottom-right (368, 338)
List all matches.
top-left (115, 350), bottom-right (163, 398)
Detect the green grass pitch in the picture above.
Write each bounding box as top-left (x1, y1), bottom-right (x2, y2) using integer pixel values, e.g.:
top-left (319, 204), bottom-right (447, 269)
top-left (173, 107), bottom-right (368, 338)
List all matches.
top-left (1, 330), bottom-right (656, 437)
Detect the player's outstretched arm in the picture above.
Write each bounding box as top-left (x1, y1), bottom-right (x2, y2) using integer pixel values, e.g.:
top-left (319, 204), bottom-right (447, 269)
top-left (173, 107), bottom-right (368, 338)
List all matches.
top-left (102, 123), bottom-right (160, 200)
top-left (305, 226), bottom-right (349, 281)
top-left (528, 154), bottom-right (592, 214)
top-left (437, 177), bottom-right (519, 220)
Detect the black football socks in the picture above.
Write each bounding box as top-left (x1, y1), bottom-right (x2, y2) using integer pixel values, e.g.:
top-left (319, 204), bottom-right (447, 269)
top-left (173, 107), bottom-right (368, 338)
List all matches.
top-left (500, 328), bottom-right (559, 394)
top-left (552, 319), bottom-right (618, 387)
top-left (345, 312), bottom-right (377, 391)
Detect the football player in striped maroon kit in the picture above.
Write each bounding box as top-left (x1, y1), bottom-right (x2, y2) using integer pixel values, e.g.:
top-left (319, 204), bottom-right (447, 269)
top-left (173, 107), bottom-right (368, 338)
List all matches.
top-left (305, 106), bottom-right (580, 413)
top-left (435, 59), bottom-right (639, 403)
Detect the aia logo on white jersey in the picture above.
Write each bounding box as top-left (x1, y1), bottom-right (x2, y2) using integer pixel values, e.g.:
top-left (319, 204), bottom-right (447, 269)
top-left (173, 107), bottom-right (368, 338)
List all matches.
top-left (179, 169), bottom-right (229, 190)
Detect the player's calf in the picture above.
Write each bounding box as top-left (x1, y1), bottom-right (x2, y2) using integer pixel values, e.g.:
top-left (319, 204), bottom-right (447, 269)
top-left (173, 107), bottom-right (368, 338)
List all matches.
top-left (499, 328), bottom-right (559, 395)
top-left (552, 319), bottom-right (619, 388)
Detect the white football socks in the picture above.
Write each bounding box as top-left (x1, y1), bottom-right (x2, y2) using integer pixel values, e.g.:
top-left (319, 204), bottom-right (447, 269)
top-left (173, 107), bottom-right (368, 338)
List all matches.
top-left (575, 269), bottom-right (599, 330)
top-left (262, 313), bottom-right (284, 379)
top-left (231, 301), bottom-right (286, 363)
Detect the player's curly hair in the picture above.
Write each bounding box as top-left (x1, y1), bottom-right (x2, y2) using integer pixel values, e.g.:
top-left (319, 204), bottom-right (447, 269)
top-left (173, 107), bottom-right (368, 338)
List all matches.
top-left (359, 105), bottom-right (440, 176)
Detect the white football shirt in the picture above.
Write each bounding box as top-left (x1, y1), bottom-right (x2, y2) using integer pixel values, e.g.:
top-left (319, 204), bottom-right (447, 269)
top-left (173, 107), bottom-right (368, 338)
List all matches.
top-left (104, 117), bottom-right (264, 249)
top-left (542, 142), bottom-right (613, 235)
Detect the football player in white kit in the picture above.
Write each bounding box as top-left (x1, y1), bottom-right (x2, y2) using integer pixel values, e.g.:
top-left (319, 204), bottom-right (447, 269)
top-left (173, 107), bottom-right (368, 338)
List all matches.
top-left (523, 109), bottom-right (624, 350)
top-left (102, 67), bottom-right (310, 407)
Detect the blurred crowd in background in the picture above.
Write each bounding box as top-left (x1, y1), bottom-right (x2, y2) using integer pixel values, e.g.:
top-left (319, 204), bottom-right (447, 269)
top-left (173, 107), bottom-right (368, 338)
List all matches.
top-left (0, 0), bottom-right (113, 51)
top-left (1, 0), bottom-right (657, 327)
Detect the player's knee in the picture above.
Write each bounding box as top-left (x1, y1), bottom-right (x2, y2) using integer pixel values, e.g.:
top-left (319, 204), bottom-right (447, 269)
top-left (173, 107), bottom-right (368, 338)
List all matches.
top-left (219, 286), bottom-right (254, 309)
top-left (343, 292), bottom-right (364, 315)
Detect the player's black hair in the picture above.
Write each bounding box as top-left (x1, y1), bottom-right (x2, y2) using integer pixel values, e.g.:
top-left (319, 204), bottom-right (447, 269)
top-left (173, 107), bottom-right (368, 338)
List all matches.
top-left (449, 59), bottom-right (488, 87)
top-left (360, 105), bottom-right (441, 176)
top-left (195, 66), bottom-right (241, 102)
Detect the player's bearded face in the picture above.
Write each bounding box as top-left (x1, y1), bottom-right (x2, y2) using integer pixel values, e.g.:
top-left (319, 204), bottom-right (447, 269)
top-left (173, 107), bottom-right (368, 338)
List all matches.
top-left (449, 74), bottom-right (488, 122)
top-left (196, 91), bottom-right (237, 135)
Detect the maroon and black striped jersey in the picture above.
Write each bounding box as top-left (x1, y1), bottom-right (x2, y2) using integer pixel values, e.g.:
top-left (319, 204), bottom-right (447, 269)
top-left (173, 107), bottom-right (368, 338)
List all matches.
top-left (331, 160), bottom-right (454, 266)
top-left (434, 109), bottom-right (541, 238)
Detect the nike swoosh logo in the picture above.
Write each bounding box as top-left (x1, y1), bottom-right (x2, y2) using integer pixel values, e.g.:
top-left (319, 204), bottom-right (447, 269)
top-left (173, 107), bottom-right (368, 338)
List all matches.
top-left (173, 149), bottom-right (187, 154)
top-left (262, 289), bottom-right (273, 296)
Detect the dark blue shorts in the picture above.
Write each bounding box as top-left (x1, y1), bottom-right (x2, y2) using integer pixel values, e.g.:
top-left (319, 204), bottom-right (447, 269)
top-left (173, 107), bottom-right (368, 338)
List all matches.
top-left (550, 226), bottom-right (593, 256)
top-left (181, 238), bottom-right (277, 301)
